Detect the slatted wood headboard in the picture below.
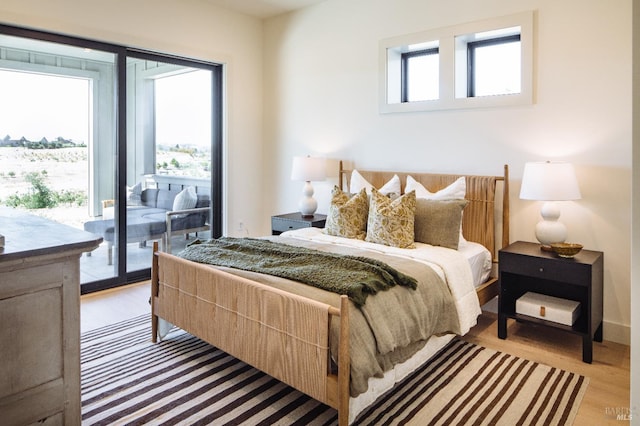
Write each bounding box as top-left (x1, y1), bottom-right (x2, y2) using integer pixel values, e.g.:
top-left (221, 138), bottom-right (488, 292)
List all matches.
top-left (338, 162), bottom-right (510, 262)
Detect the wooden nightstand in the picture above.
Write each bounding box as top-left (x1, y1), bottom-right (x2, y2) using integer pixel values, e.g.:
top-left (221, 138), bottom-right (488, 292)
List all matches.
top-left (498, 241), bottom-right (603, 363)
top-left (271, 212), bottom-right (327, 235)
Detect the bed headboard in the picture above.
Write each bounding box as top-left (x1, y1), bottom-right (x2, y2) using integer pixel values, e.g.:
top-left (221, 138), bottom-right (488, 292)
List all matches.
top-left (338, 162), bottom-right (510, 262)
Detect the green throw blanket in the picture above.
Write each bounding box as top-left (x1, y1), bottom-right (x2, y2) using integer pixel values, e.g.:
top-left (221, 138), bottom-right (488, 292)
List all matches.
top-left (178, 237), bottom-right (417, 307)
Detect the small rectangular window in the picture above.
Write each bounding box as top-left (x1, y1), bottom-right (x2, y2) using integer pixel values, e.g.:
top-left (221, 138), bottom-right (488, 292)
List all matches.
top-left (467, 34), bottom-right (521, 97)
top-left (402, 48), bottom-right (439, 102)
top-left (379, 11), bottom-right (533, 113)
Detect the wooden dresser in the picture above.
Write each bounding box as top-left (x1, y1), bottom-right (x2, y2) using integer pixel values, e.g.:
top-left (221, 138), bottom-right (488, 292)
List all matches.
top-left (0, 210), bottom-right (102, 425)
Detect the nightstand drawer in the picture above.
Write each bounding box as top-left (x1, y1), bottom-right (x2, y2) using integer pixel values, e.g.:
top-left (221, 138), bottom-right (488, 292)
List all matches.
top-left (271, 213), bottom-right (327, 235)
top-left (272, 217), bottom-right (312, 232)
top-left (500, 253), bottom-right (589, 286)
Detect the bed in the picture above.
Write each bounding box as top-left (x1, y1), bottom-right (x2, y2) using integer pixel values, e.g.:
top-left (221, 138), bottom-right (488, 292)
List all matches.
top-left (151, 163), bottom-right (509, 425)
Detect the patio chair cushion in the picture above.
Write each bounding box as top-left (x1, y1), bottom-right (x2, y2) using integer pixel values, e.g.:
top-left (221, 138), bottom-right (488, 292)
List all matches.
top-left (83, 215), bottom-right (165, 243)
top-left (84, 188), bottom-right (210, 243)
top-left (173, 187), bottom-right (198, 210)
top-left (172, 187), bottom-right (198, 218)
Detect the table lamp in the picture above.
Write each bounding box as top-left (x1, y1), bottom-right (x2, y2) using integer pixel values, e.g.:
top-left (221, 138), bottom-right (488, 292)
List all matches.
top-left (291, 156), bottom-right (326, 217)
top-left (519, 161), bottom-right (581, 249)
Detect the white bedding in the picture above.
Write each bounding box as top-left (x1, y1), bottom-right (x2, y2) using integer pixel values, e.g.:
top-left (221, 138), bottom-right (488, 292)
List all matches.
top-left (284, 227), bottom-right (491, 287)
top-left (282, 227), bottom-right (483, 335)
top-left (458, 237), bottom-right (493, 287)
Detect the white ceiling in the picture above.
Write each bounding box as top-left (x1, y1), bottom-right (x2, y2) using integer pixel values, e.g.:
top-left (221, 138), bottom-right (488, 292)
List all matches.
top-left (202, 0), bottom-right (326, 19)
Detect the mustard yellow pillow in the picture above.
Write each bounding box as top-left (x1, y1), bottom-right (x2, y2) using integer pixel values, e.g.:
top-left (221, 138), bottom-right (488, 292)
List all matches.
top-left (365, 188), bottom-right (416, 248)
top-left (324, 186), bottom-right (369, 239)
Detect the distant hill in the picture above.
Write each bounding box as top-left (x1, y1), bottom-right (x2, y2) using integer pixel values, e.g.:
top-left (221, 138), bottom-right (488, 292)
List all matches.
top-left (0, 135), bottom-right (85, 149)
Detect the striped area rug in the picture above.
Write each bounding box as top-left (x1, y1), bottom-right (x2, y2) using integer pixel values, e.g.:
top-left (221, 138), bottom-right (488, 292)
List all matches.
top-left (81, 315), bottom-right (589, 425)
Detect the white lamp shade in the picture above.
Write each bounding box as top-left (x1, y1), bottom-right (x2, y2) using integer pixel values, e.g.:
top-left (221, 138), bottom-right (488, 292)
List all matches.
top-left (291, 156), bottom-right (326, 182)
top-left (519, 161), bottom-right (581, 201)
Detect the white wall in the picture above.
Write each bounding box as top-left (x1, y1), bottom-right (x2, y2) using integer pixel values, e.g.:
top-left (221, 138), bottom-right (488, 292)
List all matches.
top-left (631, 0), bottom-right (639, 421)
top-left (263, 0), bottom-right (632, 344)
top-left (0, 0), bottom-right (266, 243)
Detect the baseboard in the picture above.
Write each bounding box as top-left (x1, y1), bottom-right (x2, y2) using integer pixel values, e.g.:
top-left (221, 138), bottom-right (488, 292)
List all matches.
top-left (604, 320), bottom-right (630, 346)
top-left (480, 296), bottom-right (630, 346)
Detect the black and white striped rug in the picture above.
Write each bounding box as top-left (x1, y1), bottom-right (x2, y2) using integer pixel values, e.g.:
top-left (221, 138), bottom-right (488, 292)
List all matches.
top-left (81, 315), bottom-right (589, 425)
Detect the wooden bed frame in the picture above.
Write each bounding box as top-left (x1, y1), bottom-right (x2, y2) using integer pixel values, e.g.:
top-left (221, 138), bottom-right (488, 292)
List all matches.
top-left (339, 162), bottom-right (510, 306)
top-left (151, 164), bottom-right (509, 425)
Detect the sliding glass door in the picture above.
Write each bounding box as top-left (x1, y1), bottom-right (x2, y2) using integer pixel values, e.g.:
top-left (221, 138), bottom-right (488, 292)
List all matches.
top-left (0, 25), bottom-right (223, 293)
top-left (0, 30), bottom-right (119, 286)
top-left (125, 55), bottom-right (217, 275)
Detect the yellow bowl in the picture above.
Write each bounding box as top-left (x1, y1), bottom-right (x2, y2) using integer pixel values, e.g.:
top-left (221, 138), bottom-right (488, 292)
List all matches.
top-left (550, 243), bottom-right (583, 258)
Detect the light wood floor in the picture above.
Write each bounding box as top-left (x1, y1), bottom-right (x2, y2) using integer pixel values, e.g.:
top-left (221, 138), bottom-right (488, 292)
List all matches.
top-left (80, 281), bottom-right (151, 333)
top-left (81, 282), bottom-right (631, 424)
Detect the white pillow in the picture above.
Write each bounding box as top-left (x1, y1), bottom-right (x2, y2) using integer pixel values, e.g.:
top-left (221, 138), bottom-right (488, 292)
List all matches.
top-left (405, 175), bottom-right (466, 200)
top-left (130, 182), bottom-right (143, 195)
top-left (349, 170), bottom-right (401, 196)
top-left (172, 186), bottom-right (197, 217)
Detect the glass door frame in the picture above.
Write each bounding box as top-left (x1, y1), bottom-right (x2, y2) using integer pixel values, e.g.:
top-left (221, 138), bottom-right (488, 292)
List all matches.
top-left (0, 24), bottom-right (223, 294)
top-left (120, 49), bottom-right (223, 286)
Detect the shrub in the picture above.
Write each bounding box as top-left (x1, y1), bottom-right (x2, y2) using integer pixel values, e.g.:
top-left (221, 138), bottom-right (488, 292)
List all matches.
top-left (23, 172), bottom-right (56, 208)
top-left (3, 172), bottom-right (60, 209)
top-left (54, 189), bottom-right (87, 207)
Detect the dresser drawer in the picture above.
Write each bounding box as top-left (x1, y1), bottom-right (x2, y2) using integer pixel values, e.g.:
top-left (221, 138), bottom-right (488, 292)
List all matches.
top-left (0, 262), bottom-right (63, 299)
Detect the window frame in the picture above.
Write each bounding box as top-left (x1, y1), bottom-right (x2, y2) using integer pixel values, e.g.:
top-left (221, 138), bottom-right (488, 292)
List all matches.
top-left (401, 47), bottom-right (439, 103)
top-left (379, 11), bottom-right (534, 113)
top-left (467, 34), bottom-right (521, 98)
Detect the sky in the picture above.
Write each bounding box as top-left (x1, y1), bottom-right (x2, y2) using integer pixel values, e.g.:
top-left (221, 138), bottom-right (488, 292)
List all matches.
top-left (155, 69), bottom-right (212, 148)
top-left (0, 68), bottom-right (211, 147)
top-left (0, 69), bottom-right (89, 142)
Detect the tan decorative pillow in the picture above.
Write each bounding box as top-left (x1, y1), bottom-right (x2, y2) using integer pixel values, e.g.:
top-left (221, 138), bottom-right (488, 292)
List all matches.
top-left (414, 199), bottom-right (468, 249)
top-left (365, 188), bottom-right (416, 248)
top-left (324, 186), bottom-right (369, 239)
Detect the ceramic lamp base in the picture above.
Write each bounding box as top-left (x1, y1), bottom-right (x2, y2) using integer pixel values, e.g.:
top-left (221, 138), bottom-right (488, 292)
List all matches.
top-left (535, 201), bottom-right (567, 246)
top-left (298, 181), bottom-right (318, 217)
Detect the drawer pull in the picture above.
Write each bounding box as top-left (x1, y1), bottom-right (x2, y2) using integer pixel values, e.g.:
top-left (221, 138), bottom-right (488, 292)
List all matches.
top-left (539, 268), bottom-right (544, 272)
top-left (540, 306), bottom-right (546, 317)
